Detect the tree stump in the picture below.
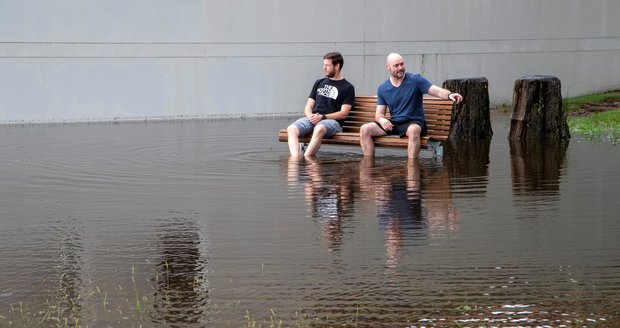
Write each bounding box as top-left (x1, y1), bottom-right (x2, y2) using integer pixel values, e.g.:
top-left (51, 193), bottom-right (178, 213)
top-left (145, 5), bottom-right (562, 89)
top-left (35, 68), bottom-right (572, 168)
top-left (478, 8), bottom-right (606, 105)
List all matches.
top-left (509, 75), bottom-right (570, 140)
top-left (442, 77), bottom-right (492, 140)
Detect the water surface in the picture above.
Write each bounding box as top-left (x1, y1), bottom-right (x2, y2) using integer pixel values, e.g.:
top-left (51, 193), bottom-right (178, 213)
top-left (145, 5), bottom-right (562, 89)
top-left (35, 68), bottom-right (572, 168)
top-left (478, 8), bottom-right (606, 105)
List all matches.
top-left (1, 116), bottom-right (619, 327)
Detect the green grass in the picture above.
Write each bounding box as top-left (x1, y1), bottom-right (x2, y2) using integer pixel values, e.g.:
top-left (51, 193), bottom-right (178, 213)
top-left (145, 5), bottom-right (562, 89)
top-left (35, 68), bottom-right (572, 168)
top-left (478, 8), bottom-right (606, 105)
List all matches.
top-left (563, 91), bottom-right (620, 112)
top-left (564, 90), bottom-right (620, 143)
top-left (568, 109), bottom-right (620, 143)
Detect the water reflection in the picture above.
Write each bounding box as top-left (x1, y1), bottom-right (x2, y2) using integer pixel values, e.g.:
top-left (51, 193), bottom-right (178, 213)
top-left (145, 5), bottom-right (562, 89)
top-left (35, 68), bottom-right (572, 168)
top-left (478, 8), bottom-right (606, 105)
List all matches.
top-left (286, 156), bottom-right (357, 251)
top-left (284, 156), bottom-right (464, 325)
top-left (420, 160), bottom-right (461, 237)
top-left (286, 155), bottom-right (462, 272)
top-left (510, 139), bottom-right (569, 195)
top-left (2, 118), bottom-right (620, 327)
top-left (359, 157), bottom-right (425, 272)
top-left (150, 215), bottom-right (209, 327)
top-left (444, 138), bottom-right (491, 187)
top-left (50, 217), bottom-right (84, 321)
top-left (305, 157), bottom-right (357, 250)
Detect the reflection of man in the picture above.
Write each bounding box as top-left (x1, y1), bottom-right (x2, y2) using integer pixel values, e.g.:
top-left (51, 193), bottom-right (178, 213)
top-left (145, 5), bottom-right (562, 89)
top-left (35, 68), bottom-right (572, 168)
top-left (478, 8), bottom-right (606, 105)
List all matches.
top-left (421, 167), bottom-right (459, 235)
top-left (304, 157), bottom-right (341, 220)
top-left (359, 158), bottom-right (423, 221)
top-left (288, 157), bottom-right (356, 250)
top-left (371, 161), bottom-right (423, 227)
top-left (359, 158), bottom-right (424, 272)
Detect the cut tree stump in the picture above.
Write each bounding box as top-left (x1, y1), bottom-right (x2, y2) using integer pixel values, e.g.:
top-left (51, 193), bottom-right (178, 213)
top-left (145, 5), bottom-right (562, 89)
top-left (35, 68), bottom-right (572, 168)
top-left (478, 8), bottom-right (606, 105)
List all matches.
top-left (509, 75), bottom-right (570, 140)
top-left (442, 77), bottom-right (492, 140)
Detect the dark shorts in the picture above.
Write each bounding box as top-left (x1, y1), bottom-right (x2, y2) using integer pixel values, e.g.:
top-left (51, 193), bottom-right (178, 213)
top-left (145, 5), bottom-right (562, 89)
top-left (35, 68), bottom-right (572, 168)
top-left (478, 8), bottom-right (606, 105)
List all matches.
top-left (374, 119), bottom-right (427, 138)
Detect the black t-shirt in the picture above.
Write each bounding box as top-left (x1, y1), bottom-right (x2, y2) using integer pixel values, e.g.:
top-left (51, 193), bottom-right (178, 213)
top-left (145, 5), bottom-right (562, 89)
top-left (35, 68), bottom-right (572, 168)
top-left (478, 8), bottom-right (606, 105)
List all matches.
top-left (308, 77), bottom-right (355, 126)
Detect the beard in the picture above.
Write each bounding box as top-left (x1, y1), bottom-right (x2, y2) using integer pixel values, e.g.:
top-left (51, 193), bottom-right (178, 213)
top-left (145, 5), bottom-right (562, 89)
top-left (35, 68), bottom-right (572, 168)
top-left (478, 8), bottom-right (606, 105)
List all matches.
top-left (391, 69), bottom-right (405, 79)
top-left (325, 70), bottom-right (336, 78)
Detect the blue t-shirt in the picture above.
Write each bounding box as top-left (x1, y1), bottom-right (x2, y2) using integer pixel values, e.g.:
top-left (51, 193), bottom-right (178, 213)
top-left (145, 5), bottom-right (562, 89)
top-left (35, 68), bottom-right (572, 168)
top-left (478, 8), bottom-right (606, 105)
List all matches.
top-left (377, 72), bottom-right (432, 124)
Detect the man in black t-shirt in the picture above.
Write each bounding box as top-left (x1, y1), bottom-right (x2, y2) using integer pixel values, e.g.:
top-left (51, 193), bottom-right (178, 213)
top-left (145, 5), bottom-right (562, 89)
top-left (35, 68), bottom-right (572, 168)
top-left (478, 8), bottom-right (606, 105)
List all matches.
top-left (286, 52), bottom-right (355, 157)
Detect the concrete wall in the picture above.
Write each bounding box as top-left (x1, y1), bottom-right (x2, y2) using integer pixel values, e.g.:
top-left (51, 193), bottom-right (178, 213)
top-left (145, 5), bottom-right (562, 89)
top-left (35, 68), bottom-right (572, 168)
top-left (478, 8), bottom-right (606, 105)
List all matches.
top-left (1, 0), bottom-right (619, 123)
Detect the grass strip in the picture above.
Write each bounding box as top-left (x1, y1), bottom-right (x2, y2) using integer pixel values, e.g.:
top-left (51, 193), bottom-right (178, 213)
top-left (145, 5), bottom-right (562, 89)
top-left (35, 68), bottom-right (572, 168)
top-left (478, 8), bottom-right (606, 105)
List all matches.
top-left (563, 91), bottom-right (620, 113)
top-left (568, 109), bottom-right (620, 143)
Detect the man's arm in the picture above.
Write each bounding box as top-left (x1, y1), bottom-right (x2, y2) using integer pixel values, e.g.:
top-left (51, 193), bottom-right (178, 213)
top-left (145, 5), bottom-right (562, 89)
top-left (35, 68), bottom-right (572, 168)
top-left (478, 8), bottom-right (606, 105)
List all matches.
top-left (374, 105), bottom-right (388, 121)
top-left (304, 98), bottom-right (316, 118)
top-left (325, 104), bottom-right (352, 121)
top-left (304, 98), bottom-right (323, 125)
top-left (428, 85), bottom-right (463, 103)
top-left (375, 105), bottom-right (394, 131)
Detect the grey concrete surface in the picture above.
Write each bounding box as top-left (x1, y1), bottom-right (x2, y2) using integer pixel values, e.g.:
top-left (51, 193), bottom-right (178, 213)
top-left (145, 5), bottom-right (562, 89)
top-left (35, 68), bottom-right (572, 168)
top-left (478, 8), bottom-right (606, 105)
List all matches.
top-left (1, 0), bottom-right (619, 123)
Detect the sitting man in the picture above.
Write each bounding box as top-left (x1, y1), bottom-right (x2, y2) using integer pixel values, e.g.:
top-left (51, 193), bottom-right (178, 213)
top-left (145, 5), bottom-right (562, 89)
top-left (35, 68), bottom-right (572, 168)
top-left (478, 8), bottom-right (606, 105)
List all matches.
top-left (286, 51), bottom-right (355, 157)
top-left (360, 53), bottom-right (463, 158)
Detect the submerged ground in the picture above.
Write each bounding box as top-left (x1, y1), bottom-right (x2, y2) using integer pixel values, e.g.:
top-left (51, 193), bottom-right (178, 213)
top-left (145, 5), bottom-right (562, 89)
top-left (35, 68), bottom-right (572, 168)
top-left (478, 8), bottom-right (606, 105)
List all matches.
top-left (1, 113), bottom-right (619, 327)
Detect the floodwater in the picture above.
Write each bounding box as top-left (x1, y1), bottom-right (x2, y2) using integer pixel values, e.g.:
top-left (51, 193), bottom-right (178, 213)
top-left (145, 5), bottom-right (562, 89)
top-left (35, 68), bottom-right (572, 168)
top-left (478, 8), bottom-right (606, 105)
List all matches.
top-left (1, 115), bottom-right (619, 327)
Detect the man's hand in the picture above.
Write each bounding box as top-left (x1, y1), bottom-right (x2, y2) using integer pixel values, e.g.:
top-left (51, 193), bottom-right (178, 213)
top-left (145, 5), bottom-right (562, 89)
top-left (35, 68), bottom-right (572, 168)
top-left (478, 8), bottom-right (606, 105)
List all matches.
top-left (448, 93), bottom-right (463, 104)
top-left (308, 113), bottom-right (323, 125)
top-left (378, 117), bottom-right (393, 131)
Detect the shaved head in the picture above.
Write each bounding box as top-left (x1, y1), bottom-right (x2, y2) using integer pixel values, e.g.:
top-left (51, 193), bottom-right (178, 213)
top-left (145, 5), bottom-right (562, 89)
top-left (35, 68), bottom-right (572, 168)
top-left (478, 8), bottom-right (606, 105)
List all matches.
top-left (386, 53), bottom-right (406, 80)
top-left (387, 53), bottom-right (403, 65)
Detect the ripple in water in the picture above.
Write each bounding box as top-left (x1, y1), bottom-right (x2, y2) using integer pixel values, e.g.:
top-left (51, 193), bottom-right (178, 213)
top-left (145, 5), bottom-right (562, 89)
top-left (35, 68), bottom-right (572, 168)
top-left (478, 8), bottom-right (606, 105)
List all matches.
top-left (1, 117), bottom-right (620, 327)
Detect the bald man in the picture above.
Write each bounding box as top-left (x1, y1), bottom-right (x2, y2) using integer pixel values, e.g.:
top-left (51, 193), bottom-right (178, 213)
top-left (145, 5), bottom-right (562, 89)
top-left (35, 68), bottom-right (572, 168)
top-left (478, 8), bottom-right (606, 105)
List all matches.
top-left (360, 53), bottom-right (463, 158)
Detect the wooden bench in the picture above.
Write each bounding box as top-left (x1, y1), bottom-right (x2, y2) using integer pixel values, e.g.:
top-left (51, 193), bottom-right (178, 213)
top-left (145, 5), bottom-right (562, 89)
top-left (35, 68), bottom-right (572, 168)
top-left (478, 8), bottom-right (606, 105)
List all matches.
top-left (278, 95), bottom-right (455, 156)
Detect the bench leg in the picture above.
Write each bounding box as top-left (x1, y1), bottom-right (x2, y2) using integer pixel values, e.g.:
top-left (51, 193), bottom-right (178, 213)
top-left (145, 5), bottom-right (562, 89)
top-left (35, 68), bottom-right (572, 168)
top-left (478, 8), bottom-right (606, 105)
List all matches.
top-left (428, 140), bottom-right (444, 158)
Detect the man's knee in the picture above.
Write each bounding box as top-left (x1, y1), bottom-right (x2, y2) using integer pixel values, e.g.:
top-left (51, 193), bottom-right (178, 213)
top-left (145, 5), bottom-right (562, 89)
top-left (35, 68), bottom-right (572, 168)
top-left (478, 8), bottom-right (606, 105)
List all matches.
top-left (360, 123), bottom-right (373, 137)
top-left (406, 124), bottom-right (421, 139)
top-left (311, 124), bottom-right (328, 139)
top-left (287, 124), bottom-right (300, 136)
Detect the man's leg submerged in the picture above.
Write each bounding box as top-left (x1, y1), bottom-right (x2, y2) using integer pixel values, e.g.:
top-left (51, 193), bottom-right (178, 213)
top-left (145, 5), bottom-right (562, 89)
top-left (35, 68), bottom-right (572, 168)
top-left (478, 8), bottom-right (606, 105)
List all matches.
top-left (288, 118), bottom-right (315, 157)
top-left (287, 124), bottom-right (301, 157)
top-left (305, 120), bottom-right (342, 157)
top-left (304, 124), bottom-right (326, 156)
top-left (360, 122), bottom-right (386, 156)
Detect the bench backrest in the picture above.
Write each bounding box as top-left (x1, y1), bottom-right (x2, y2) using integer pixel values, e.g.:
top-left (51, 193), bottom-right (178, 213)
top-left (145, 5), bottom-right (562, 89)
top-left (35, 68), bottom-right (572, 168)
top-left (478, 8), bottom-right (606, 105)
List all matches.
top-left (343, 96), bottom-right (454, 140)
